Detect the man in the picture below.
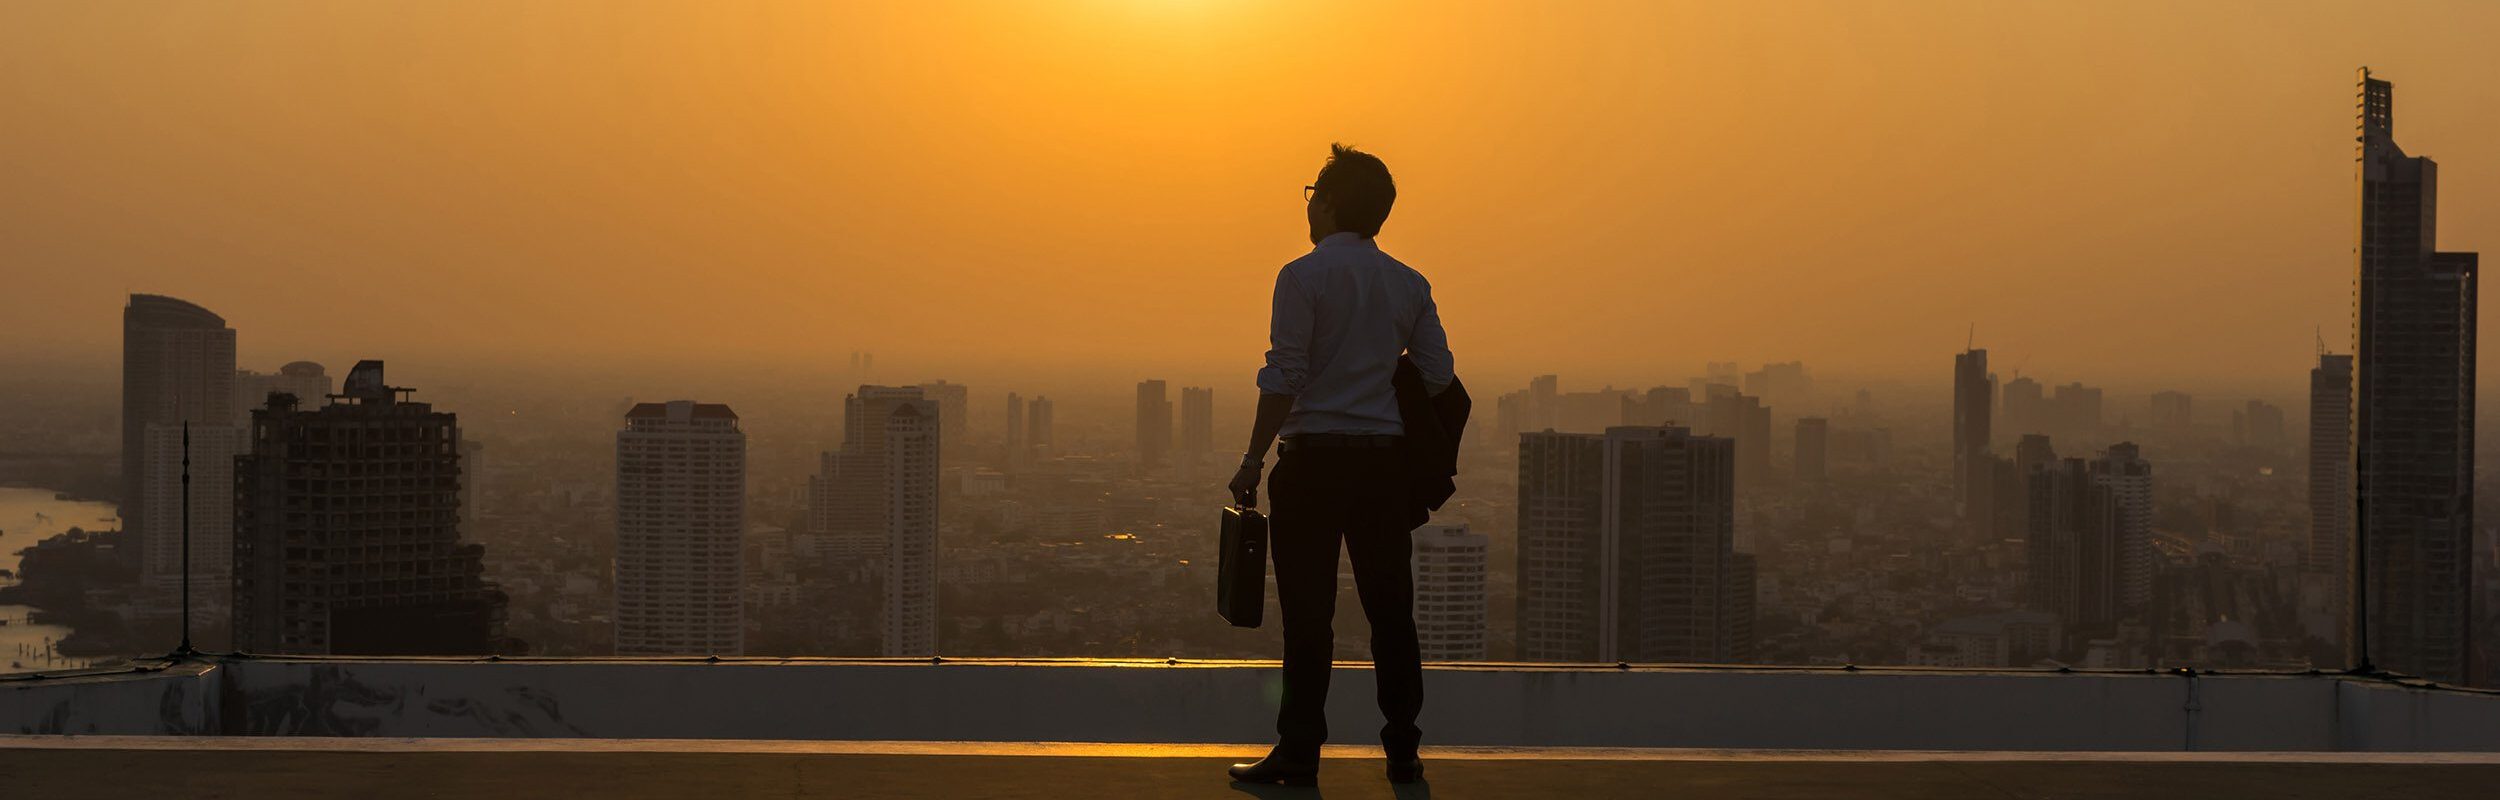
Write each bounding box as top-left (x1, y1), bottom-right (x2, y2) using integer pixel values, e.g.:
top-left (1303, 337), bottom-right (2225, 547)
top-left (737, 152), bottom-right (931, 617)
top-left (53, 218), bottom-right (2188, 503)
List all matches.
top-left (1227, 144), bottom-right (1454, 786)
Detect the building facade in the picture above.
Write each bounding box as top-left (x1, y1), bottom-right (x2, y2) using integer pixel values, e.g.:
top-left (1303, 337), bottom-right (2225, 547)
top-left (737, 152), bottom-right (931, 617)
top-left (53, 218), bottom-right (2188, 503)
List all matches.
top-left (122, 294), bottom-right (238, 614)
top-left (232, 361), bottom-right (507, 656)
top-left (2307, 353), bottom-right (2355, 646)
top-left (1412, 523), bottom-right (1489, 661)
top-left (1516, 426), bottom-right (1752, 664)
top-left (1179, 387), bottom-right (1214, 456)
top-left (2352, 69), bottom-right (2478, 684)
top-left (614, 401), bottom-right (746, 656)
top-left (1952, 348), bottom-right (1992, 532)
top-left (1134, 380), bottom-right (1171, 468)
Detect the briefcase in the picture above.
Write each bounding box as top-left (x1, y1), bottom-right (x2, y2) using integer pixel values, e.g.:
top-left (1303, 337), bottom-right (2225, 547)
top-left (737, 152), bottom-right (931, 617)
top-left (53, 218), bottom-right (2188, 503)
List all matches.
top-left (1217, 505), bottom-right (1269, 628)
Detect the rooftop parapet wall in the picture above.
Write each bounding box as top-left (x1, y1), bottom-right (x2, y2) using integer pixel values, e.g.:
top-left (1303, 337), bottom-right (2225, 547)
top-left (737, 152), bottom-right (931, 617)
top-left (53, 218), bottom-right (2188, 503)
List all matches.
top-left (8, 657), bottom-right (2500, 751)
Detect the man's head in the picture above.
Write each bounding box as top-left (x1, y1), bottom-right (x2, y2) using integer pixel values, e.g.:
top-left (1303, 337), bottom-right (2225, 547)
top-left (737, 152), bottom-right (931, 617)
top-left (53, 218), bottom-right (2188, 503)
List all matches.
top-left (1306, 143), bottom-right (1395, 245)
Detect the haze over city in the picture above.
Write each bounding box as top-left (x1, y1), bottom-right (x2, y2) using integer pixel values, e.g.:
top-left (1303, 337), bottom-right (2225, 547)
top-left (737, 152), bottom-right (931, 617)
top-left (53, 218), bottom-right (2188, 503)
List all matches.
top-left (5, 1), bottom-right (2500, 398)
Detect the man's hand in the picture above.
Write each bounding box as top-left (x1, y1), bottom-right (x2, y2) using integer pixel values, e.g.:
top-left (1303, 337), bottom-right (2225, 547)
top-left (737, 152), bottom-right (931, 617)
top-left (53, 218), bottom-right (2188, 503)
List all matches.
top-left (1229, 463), bottom-right (1263, 508)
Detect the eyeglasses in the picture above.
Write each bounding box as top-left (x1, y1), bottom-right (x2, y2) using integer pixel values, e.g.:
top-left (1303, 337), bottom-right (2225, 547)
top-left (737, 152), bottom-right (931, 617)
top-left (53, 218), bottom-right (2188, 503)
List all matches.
top-left (1303, 185), bottom-right (1317, 202)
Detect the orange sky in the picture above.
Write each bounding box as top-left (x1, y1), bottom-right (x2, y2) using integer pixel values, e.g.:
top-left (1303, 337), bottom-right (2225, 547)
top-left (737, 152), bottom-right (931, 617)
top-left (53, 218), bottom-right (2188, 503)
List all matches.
top-left (4, 1), bottom-right (2497, 402)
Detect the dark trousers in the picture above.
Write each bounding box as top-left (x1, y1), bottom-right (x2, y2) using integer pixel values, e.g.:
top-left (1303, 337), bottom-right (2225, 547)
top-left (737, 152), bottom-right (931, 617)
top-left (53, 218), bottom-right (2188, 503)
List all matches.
top-left (1267, 445), bottom-right (1422, 759)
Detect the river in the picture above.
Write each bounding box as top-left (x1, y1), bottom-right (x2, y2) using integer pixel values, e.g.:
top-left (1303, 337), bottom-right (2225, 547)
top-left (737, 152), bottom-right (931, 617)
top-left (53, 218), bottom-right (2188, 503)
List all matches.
top-left (0, 486), bottom-right (118, 672)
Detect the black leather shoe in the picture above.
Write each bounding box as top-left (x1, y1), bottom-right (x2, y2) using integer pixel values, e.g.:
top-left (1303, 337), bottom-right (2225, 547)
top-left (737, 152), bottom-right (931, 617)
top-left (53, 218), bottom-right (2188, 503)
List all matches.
top-left (1387, 757), bottom-right (1425, 784)
top-left (1228, 755), bottom-right (1320, 786)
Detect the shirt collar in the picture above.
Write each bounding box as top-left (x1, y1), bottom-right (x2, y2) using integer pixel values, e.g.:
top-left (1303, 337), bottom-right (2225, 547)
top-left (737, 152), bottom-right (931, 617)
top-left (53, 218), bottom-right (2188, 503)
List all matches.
top-left (1316, 231), bottom-right (1377, 251)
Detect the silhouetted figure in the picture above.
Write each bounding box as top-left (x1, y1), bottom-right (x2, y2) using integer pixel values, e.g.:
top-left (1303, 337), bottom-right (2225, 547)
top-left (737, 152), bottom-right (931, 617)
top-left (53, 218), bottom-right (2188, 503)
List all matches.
top-left (1228, 144), bottom-right (1455, 787)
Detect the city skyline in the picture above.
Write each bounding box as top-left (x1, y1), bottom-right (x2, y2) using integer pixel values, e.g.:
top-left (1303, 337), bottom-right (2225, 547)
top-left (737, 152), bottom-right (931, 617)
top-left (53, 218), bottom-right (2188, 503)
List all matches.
top-left (6, 4), bottom-right (2500, 392)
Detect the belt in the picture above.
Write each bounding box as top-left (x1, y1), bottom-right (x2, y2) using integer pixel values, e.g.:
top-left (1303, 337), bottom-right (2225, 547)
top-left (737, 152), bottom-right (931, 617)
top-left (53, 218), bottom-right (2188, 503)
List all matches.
top-left (1280, 433), bottom-right (1401, 453)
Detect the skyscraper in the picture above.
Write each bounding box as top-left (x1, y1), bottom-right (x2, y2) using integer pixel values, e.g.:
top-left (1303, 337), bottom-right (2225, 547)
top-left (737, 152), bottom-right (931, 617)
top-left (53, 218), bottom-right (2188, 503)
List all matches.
top-left (1953, 348), bottom-right (1993, 528)
top-left (1180, 386), bottom-right (1215, 455)
top-left (2352, 69), bottom-right (2478, 684)
top-left (122, 294), bottom-right (238, 614)
top-left (1411, 523), bottom-right (1489, 662)
top-left (1515, 431), bottom-right (1602, 662)
top-left (1794, 417), bottom-right (1829, 484)
top-left (2001, 375), bottom-right (2045, 439)
top-left (233, 361), bottom-right (508, 655)
top-left (2028, 457), bottom-right (2118, 635)
top-left (810, 386), bottom-right (942, 655)
top-left (1027, 395), bottom-right (1054, 453)
top-left (1134, 379), bottom-right (1172, 468)
top-left (1004, 392), bottom-right (1025, 452)
top-left (615, 401), bottom-right (746, 656)
top-left (1701, 392), bottom-right (1769, 490)
top-left (915, 380), bottom-right (969, 458)
top-left (2091, 443), bottom-right (2155, 616)
top-left (1993, 434), bottom-right (2059, 544)
top-left (2308, 354), bottom-right (2355, 627)
top-left (1515, 426), bottom-right (1750, 663)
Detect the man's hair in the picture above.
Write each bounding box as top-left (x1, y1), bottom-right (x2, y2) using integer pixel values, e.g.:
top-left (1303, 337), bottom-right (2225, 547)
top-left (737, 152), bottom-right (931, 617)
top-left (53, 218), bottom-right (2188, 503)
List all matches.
top-left (1314, 143), bottom-right (1395, 237)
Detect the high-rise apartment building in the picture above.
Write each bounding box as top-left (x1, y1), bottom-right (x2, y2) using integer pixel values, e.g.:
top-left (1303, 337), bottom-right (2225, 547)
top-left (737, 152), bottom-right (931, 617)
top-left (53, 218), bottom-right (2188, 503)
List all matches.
top-left (1701, 392), bottom-right (1769, 490)
top-left (615, 401), bottom-right (746, 656)
top-left (1953, 348), bottom-right (1993, 528)
top-left (1515, 427), bottom-right (1751, 663)
top-left (1991, 434), bottom-right (2060, 542)
top-left (1005, 392), bottom-right (1025, 451)
top-left (808, 386), bottom-right (942, 655)
top-left (233, 361), bottom-right (507, 656)
top-left (1412, 523), bottom-right (1489, 661)
top-left (1135, 380), bottom-right (1172, 468)
top-left (2352, 69), bottom-right (2478, 684)
top-left (1794, 417), bottom-right (1829, 484)
top-left (2091, 443), bottom-right (2155, 616)
top-left (2001, 376), bottom-right (2045, 439)
top-left (2028, 457), bottom-right (2118, 636)
top-left (1180, 387), bottom-right (1214, 455)
top-left (2235, 400), bottom-right (2288, 451)
top-left (123, 294), bottom-right (238, 613)
top-left (915, 380), bottom-right (969, 458)
top-left (2308, 354), bottom-right (2355, 631)
top-left (1027, 395), bottom-right (1054, 452)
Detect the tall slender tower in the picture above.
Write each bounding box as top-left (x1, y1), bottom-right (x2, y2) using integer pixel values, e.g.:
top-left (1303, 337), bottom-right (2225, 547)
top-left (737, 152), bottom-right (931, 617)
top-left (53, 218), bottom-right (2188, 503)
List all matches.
top-left (2091, 443), bottom-right (2155, 616)
top-left (1953, 348), bottom-right (1994, 531)
top-left (1794, 417), bottom-right (1829, 484)
top-left (2352, 69), bottom-right (2477, 684)
top-left (1135, 380), bottom-right (1172, 468)
top-left (614, 401), bottom-right (746, 656)
top-left (2308, 353), bottom-right (2356, 646)
top-left (1027, 396), bottom-right (1055, 452)
top-left (1180, 387), bottom-right (1216, 455)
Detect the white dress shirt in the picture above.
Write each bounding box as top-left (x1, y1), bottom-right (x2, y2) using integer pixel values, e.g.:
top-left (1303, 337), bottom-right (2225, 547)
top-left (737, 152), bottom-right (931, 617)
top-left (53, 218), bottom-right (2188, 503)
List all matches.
top-left (1256, 232), bottom-right (1454, 437)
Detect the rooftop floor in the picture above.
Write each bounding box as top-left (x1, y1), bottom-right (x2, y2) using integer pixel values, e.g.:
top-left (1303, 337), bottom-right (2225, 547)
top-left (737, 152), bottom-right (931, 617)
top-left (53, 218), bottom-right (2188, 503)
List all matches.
top-left (7, 737), bottom-right (2500, 799)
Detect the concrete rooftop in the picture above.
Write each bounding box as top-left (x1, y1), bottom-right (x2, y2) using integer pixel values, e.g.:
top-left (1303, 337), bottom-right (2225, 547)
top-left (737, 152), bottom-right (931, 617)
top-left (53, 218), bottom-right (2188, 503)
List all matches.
top-left (6, 737), bottom-right (2500, 799)
top-left (10, 655), bottom-right (2500, 797)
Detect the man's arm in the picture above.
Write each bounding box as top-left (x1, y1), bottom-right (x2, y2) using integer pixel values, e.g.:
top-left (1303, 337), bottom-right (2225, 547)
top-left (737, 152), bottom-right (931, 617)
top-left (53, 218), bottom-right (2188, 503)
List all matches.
top-left (1230, 393), bottom-right (1295, 507)
top-left (1233, 266), bottom-right (1310, 507)
top-left (1408, 282), bottom-right (1455, 395)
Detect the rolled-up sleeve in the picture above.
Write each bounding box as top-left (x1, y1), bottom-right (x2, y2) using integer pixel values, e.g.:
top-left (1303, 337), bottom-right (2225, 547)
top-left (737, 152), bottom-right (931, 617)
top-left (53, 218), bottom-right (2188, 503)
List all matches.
top-left (1255, 265), bottom-right (1311, 396)
top-left (1408, 282), bottom-right (1454, 394)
